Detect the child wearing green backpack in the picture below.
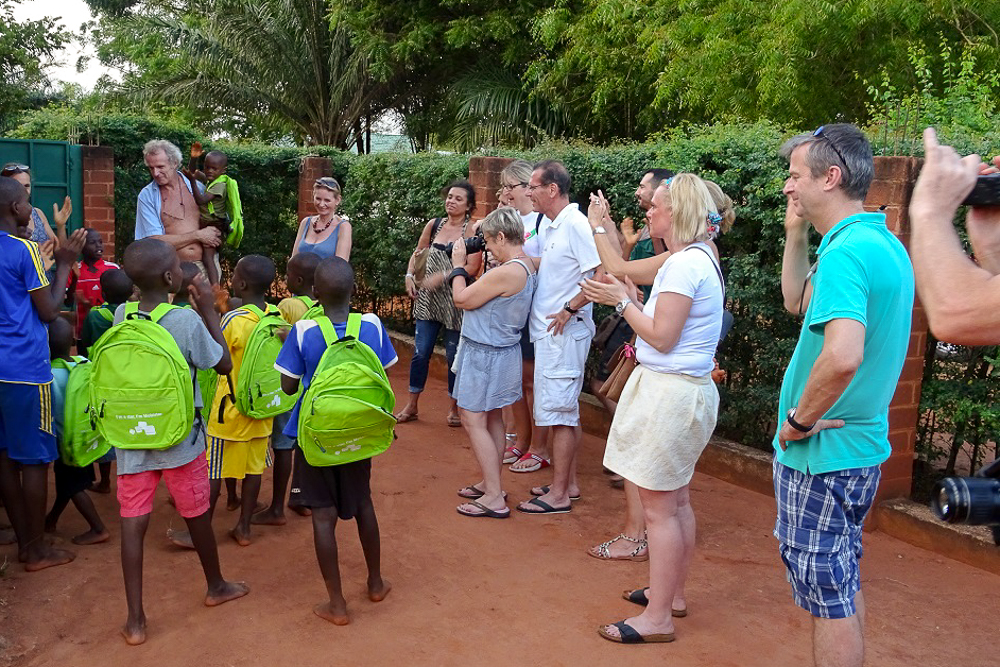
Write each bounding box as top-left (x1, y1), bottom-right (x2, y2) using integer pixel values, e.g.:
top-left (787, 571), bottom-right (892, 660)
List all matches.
top-left (275, 257), bottom-right (397, 625)
top-left (43, 317), bottom-right (109, 545)
top-left (252, 250), bottom-right (323, 526)
top-left (100, 238), bottom-right (248, 646)
top-left (204, 255), bottom-right (285, 547)
top-left (184, 145), bottom-right (243, 286)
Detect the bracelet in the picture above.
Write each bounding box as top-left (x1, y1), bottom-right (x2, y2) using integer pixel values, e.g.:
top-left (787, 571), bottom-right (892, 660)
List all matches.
top-left (786, 408), bottom-right (815, 433)
top-left (448, 267), bottom-right (472, 286)
top-left (405, 273), bottom-right (415, 280)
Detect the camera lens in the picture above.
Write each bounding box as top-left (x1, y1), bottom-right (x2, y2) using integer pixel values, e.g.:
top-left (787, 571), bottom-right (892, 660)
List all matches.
top-left (931, 476), bottom-right (1000, 525)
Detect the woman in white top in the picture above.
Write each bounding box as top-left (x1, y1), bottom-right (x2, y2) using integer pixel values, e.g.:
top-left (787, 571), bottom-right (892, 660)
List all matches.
top-left (581, 174), bottom-right (724, 644)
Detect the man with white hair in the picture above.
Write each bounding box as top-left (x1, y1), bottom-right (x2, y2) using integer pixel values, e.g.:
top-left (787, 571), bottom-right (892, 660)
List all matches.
top-left (135, 139), bottom-right (221, 269)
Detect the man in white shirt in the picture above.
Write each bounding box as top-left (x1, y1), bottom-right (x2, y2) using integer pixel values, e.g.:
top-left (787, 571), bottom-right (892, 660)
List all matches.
top-left (517, 160), bottom-right (603, 515)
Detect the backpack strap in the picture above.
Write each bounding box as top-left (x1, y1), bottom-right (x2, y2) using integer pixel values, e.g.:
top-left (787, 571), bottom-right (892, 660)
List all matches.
top-left (123, 302), bottom-right (177, 322)
top-left (96, 305), bottom-right (115, 322)
top-left (52, 358), bottom-right (75, 371)
top-left (314, 314), bottom-right (361, 347)
top-left (684, 244), bottom-right (725, 300)
top-left (296, 295), bottom-right (316, 308)
top-left (346, 313), bottom-right (362, 339)
top-left (535, 212), bottom-right (544, 236)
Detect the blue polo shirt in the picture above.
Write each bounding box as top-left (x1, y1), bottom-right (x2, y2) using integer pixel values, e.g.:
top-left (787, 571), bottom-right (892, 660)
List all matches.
top-left (0, 232), bottom-right (52, 384)
top-left (774, 212), bottom-right (914, 474)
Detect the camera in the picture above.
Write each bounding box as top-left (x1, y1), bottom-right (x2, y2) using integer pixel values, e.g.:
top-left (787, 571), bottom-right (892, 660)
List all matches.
top-left (961, 173), bottom-right (1000, 207)
top-left (931, 457), bottom-right (1000, 545)
top-left (438, 234), bottom-right (486, 256)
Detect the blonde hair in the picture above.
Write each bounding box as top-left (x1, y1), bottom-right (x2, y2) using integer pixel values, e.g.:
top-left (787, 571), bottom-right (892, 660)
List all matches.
top-left (704, 180), bottom-right (735, 234)
top-left (500, 159), bottom-right (533, 185)
top-left (660, 173), bottom-right (717, 245)
top-left (478, 206), bottom-right (524, 244)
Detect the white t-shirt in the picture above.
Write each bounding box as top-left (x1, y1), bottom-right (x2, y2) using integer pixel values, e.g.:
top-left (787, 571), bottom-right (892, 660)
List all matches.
top-left (636, 243), bottom-right (724, 376)
top-left (522, 211), bottom-right (547, 258)
top-left (529, 203), bottom-right (602, 341)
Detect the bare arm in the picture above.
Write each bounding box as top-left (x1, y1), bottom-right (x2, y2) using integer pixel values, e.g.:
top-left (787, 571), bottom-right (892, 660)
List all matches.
top-left (451, 258), bottom-right (525, 310)
top-left (188, 274), bottom-right (232, 374)
top-left (291, 216), bottom-right (309, 256)
top-left (336, 220), bottom-right (353, 261)
top-left (152, 228), bottom-right (221, 250)
top-left (776, 318), bottom-right (862, 448)
top-left (184, 171), bottom-right (215, 207)
top-left (781, 200), bottom-right (813, 314)
top-left (29, 229), bottom-right (86, 322)
top-left (281, 373), bottom-right (300, 396)
top-left (580, 273), bottom-right (690, 353)
top-left (587, 198), bottom-right (668, 282)
top-left (910, 128), bottom-right (1000, 345)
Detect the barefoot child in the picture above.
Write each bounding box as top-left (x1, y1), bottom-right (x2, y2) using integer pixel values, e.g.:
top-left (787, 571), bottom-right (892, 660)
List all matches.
top-left (204, 255), bottom-right (279, 546)
top-left (0, 176), bottom-right (86, 572)
top-left (253, 251), bottom-right (322, 526)
top-left (105, 238), bottom-right (248, 645)
top-left (275, 257), bottom-right (397, 624)
top-left (185, 145), bottom-right (242, 286)
top-left (44, 317), bottom-right (109, 545)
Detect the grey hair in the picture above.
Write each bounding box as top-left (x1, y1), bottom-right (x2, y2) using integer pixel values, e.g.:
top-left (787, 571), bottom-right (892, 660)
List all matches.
top-left (500, 159), bottom-right (533, 185)
top-left (779, 124), bottom-right (873, 200)
top-left (143, 139), bottom-right (183, 169)
top-left (478, 206), bottom-right (524, 244)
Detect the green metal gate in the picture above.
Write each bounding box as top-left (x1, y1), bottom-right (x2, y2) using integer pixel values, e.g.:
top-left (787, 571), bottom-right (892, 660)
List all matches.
top-left (0, 138), bottom-right (84, 231)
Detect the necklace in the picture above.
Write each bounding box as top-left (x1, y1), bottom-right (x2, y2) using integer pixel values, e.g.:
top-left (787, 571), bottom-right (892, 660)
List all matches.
top-left (312, 214), bottom-right (338, 235)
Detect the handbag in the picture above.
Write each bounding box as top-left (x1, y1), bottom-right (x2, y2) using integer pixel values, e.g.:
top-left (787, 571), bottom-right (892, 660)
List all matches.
top-left (411, 217), bottom-right (445, 286)
top-left (599, 336), bottom-right (638, 402)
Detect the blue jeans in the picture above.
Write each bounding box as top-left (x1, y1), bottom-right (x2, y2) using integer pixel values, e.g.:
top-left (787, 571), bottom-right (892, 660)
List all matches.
top-left (409, 319), bottom-right (460, 395)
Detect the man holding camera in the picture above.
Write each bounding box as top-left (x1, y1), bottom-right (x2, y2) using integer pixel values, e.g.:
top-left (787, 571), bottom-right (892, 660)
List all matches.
top-left (517, 160), bottom-right (602, 515)
top-left (775, 124), bottom-right (915, 667)
top-left (910, 127), bottom-right (1000, 345)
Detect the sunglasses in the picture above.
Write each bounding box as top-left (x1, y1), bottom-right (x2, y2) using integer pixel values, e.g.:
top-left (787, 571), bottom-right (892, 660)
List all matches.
top-left (813, 126), bottom-right (850, 178)
top-left (315, 177), bottom-right (341, 191)
top-left (1, 163), bottom-right (29, 176)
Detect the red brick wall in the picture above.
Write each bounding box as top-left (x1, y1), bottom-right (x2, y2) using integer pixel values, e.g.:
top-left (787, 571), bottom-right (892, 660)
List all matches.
top-left (865, 156), bottom-right (925, 501)
top-left (468, 156), bottom-right (511, 220)
top-left (297, 156), bottom-right (334, 223)
top-left (80, 145), bottom-right (116, 257)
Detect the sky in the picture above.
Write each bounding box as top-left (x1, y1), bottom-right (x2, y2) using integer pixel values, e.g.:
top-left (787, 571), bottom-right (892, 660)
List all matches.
top-left (11, 0), bottom-right (118, 90)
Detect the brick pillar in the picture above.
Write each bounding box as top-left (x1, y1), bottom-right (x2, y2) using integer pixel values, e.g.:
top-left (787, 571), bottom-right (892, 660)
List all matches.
top-left (865, 156), bottom-right (925, 502)
top-left (469, 156), bottom-right (512, 220)
top-left (80, 146), bottom-right (116, 257)
top-left (297, 156), bottom-right (334, 222)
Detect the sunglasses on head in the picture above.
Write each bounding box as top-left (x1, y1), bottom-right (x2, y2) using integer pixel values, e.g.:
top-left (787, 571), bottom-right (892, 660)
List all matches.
top-left (812, 126), bottom-right (851, 178)
top-left (1, 163), bottom-right (29, 176)
top-left (315, 177), bottom-right (341, 191)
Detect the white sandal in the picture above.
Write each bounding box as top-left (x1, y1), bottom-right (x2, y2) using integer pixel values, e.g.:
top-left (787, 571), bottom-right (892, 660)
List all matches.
top-left (587, 533), bottom-right (649, 562)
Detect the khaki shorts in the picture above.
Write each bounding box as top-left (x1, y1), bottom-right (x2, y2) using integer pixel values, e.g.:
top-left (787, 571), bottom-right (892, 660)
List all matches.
top-left (192, 255), bottom-right (223, 281)
top-left (532, 324), bottom-right (593, 427)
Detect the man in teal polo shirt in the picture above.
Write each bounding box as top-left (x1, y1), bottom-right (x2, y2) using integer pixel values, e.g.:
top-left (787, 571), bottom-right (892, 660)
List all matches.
top-left (774, 124), bottom-right (914, 667)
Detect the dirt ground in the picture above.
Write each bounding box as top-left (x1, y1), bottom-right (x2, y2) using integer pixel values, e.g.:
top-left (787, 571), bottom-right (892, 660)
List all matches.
top-left (2, 364), bottom-right (999, 667)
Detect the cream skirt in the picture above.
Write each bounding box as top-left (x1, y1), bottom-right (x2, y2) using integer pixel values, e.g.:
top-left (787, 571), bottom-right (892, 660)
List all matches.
top-left (603, 364), bottom-right (720, 491)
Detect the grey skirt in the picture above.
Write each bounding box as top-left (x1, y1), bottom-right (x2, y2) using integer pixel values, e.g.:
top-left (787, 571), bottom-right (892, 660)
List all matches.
top-left (453, 337), bottom-right (522, 412)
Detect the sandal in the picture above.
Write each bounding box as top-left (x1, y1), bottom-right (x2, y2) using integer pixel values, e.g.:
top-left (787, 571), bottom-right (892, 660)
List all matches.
top-left (530, 485), bottom-right (581, 501)
top-left (447, 414), bottom-right (462, 428)
top-left (622, 587), bottom-right (688, 617)
top-left (509, 452), bottom-right (551, 473)
top-left (502, 446), bottom-right (524, 465)
top-left (587, 534), bottom-right (648, 562)
top-left (456, 500), bottom-right (510, 519)
top-left (457, 485), bottom-right (508, 500)
top-left (598, 620), bottom-right (675, 644)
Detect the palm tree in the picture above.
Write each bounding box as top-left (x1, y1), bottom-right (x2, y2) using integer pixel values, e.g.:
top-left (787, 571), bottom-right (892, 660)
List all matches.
top-left (114, 0), bottom-right (408, 148)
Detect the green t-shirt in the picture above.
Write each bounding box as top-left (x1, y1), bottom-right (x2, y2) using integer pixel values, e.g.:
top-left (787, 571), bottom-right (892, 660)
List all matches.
top-left (200, 179), bottom-right (228, 224)
top-left (629, 237), bottom-right (656, 303)
top-left (773, 212), bottom-right (914, 474)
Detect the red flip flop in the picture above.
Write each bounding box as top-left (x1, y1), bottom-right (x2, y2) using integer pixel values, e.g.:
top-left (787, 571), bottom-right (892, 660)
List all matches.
top-left (502, 446), bottom-right (524, 465)
top-left (510, 452), bottom-right (550, 473)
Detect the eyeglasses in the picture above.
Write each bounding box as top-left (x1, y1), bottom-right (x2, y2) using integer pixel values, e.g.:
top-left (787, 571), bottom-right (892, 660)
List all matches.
top-left (526, 183), bottom-right (550, 193)
top-left (1, 163), bottom-right (29, 176)
top-left (315, 177), bottom-right (341, 191)
top-left (501, 182), bottom-right (527, 192)
top-left (812, 126), bottom-right (850, 178)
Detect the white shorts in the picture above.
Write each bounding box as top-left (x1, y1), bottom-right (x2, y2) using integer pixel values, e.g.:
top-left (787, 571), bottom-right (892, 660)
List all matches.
top-left (532, 325), bottom-right (592, 427)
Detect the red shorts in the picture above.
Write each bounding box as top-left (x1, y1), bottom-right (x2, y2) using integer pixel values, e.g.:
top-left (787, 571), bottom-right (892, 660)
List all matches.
top-left (117, 455), bottom-right (211, 519)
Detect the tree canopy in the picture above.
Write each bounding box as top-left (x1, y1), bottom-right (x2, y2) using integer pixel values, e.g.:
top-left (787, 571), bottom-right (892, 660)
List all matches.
top-left (0, 0), bottom-right (70, 131)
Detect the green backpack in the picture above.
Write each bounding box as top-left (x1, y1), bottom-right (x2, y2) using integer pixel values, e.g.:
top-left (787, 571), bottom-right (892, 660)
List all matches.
top-left (299, 295), bottom-right (325, 322)
top-left (298, 314), bottom-right (396, 467)
top-left (89, 302), bottom-right (195, 450)
top-left (205, 174), bottom-right (244, 248)
top-left (52, 357), bottom-right (111, 467)
top-left (223, 304), bottom-right (298, 420)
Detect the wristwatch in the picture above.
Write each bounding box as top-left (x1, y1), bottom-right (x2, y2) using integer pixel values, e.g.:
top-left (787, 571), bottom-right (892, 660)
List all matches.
top-left (615, 298), bottom-right (632, 315)
top-left (593, 225), bottom-right (607, 235)
top-left (786, 408), bottom-right (815, 433)
top-left (563, 301), bottom-right (579, 315)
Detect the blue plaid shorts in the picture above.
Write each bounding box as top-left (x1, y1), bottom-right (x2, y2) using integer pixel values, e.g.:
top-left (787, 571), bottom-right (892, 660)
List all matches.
top-left (772, 457), bottom-right (880, 619)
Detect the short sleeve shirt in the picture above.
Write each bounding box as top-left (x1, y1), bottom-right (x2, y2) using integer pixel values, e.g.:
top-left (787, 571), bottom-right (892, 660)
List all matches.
top-left (0, 232), bottom-right (52, 384)
top-left (277, 296), bottom-right (311, 325)
top-left (201, 179), bottom-right (228, 222)
top-left (111, 304), bottom-right (224, 474)
top-left (274, 314), bottom-right (397, 439)
top-left (528, 204), bottom-right (602, 341)
top-left (205, 306), bottom-right (279, 442)
top-left (774, 213), bottom-right (915, 474)
top-left (68, 258), bottom-right (120, 338)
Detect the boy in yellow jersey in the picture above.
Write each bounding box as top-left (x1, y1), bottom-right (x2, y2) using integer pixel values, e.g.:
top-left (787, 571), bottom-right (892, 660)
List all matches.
top-left (205, 255), bottom-right (280, 546)
top-left (252, 251), bottom-right (321, 525)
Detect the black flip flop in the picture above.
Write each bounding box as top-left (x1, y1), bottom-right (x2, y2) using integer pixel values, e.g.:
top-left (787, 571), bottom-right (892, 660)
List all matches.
top-left (529, 485), bottom-right (581, 501)
top-left (516, 497), bottom-right (571, 515)
top-left (622, 588), bottom-right (688, 617)
top-left (457, 500), bottom-right (510, 519)
top-left (457, 486), bottom-right (508, 500)
top-left (598, 620), bottom-right (675, 644)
